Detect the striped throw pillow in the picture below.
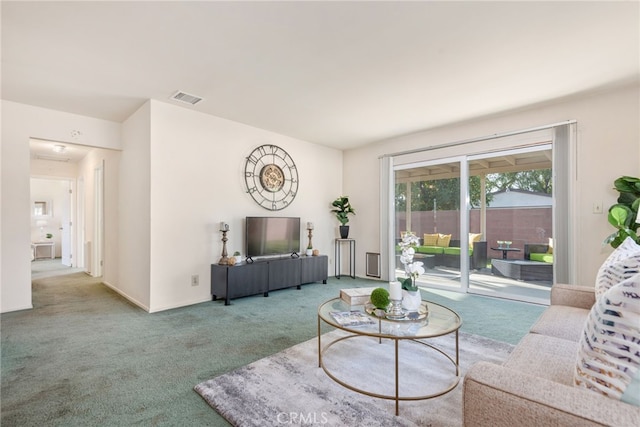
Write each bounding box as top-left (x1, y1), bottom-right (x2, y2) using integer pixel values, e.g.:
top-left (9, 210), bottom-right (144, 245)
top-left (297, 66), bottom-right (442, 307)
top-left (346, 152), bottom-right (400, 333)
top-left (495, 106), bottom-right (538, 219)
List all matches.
top-left (574, 272), bottom-right (640, 404)
top-left (595, 237), bottom-right (640, 299)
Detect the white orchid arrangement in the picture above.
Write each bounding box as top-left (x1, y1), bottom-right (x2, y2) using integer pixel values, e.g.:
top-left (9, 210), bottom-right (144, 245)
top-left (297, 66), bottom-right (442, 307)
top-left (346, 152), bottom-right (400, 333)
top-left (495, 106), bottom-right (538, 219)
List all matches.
top-left (397, 232), bottom-right (425, 292)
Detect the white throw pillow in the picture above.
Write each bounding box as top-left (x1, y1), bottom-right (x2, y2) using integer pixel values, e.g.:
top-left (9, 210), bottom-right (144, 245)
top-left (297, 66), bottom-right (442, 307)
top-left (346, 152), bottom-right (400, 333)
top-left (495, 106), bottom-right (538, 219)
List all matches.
top-left (595, 237), bottom-right (640, 299)
top-left (575, 272), bottom-right (640, 404)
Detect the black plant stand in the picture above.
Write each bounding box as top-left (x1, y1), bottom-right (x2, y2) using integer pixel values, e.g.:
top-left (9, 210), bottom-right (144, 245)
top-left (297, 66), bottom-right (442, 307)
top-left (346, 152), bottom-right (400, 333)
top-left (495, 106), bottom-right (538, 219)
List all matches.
top-left (334, 238), bottom-right (355, 279)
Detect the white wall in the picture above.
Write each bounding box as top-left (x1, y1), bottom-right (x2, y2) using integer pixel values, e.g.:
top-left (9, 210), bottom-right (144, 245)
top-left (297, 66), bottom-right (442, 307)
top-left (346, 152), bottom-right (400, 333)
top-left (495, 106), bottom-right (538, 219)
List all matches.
top-left (344, 83), bottom-right (640, 286)
top-left (146, 101), bottom-right (342, 312)
top-left (76, 148), bottom-right (120, 278)
top-left (116, 101), bottom-right (152, 310)
top-left (1, 100), bottom-right (121, 313)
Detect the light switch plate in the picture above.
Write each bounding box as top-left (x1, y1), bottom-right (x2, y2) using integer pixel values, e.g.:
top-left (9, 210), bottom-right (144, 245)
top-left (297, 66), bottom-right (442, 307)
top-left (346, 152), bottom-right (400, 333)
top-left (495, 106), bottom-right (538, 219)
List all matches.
top-left (593, 202), bottom-right (603, 214)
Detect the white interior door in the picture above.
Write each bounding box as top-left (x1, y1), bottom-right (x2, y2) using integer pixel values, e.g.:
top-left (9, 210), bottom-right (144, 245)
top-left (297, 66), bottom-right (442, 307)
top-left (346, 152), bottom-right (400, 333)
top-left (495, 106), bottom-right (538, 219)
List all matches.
top-left (93, 163), bottom-right (104, 277)
top-left (60, 180), bottom-right (73, 266)
top-left (77, 177), bottom-right (86, 271)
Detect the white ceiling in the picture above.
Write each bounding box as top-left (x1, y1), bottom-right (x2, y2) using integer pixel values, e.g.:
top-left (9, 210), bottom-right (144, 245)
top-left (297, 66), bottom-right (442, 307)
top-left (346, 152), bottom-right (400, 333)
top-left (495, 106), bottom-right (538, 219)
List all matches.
top-left (29, 138), bottom-right (94, 164)
top-left (3, 1), bottom-right (639, 150)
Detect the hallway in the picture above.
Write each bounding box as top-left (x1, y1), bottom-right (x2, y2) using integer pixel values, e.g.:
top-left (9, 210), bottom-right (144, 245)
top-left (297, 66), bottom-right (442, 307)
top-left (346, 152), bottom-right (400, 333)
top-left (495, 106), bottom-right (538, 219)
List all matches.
top-left (31, 258), bottom-right (84, 280)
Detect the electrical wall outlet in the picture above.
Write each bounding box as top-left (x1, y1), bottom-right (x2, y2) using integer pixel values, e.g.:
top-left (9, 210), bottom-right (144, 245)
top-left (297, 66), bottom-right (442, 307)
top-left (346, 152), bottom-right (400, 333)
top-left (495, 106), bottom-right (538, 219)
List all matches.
top-left (191, 274), bottom-right (199, 286)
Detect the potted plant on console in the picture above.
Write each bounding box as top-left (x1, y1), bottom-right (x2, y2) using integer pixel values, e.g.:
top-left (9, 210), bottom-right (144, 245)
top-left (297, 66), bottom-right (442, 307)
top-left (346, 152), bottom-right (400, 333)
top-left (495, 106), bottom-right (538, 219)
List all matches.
top-left (331, 196), bottom-right (356, 239)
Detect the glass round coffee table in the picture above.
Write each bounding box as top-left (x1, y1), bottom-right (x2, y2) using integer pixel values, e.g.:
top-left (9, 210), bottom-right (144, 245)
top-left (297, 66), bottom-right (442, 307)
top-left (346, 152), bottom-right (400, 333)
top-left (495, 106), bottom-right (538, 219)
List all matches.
top-left (317, 297), bottom-right (462, 415)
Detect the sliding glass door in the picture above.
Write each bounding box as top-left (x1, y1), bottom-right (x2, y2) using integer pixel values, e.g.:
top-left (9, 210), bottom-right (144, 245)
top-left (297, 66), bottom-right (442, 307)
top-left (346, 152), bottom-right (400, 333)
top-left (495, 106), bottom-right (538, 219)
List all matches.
top-left (395, 157), bottom-right (465, 292)
top-left (393, 145), bottom-right (554, 304)
top-left (466, 146), bottom-right (553, 304)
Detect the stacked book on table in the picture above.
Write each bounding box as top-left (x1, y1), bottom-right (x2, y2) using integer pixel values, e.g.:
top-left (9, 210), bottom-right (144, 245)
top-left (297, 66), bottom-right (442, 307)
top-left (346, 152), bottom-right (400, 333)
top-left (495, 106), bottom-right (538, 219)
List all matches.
top-left (339, 287), bottom-right (377, 306)
top-left (329, 310), bottom-right (375, 326)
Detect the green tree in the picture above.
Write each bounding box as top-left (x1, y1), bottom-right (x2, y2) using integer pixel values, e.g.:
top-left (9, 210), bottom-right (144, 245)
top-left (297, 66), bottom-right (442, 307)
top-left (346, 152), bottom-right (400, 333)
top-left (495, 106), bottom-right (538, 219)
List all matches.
top-left (395, 182), bottom-right (407, 212)
top-left (395, 169), bottom-right (551, 212)
top-left (400, 176), bottom-right (487, 210)
top-left (486, 169), bottom-right (552, 194)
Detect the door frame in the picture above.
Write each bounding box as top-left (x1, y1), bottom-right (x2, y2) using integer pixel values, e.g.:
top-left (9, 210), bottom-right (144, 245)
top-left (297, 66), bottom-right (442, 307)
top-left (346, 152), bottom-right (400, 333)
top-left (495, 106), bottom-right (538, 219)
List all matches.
top-left (381, 121), bottom-right (576, 303)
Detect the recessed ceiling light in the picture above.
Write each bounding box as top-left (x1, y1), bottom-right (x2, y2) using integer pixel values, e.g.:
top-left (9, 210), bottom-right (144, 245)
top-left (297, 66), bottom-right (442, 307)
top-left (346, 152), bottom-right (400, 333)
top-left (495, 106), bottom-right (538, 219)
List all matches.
top-left (53, 144), bottom-right (67, 153)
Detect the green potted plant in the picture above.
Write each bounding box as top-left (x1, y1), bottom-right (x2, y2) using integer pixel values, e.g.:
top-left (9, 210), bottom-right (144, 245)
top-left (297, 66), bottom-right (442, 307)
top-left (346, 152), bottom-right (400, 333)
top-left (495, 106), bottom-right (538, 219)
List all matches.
top-left (604, 176), bottom-right (640, 248)
top-left (330, 196), bottom-right (356, 238)
top-left (233, 251), bottom-right (242, 264)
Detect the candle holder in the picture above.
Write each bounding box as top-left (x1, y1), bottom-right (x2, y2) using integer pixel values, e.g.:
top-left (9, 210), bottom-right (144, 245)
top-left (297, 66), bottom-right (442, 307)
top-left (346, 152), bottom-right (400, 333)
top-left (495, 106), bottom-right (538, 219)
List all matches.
top-left (307, 227), bottom-right (313, 252)
top-left (219, 223), bottom-right (230, 265)
top-left (386, 299), bottom-right (405, 320)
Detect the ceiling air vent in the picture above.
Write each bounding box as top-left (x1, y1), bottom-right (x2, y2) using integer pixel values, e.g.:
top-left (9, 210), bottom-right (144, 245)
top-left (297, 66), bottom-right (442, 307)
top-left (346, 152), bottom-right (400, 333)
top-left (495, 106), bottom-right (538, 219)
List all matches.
top-left (170, 91), bottom-right (203, 105)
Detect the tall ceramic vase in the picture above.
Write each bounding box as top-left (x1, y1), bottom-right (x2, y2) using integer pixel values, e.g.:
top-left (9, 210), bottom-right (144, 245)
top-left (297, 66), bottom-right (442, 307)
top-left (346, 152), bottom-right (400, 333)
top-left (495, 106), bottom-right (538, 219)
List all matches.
top-left (402, 290), bottom-right (421, 311)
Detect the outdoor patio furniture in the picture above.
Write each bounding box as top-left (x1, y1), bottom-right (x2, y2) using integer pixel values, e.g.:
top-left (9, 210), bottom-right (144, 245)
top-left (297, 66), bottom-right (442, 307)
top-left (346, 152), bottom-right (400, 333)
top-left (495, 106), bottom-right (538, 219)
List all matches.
top-left (491, 258), bottom-right (553, 282)
top-left (415, 239), bottom-right (487, 270)
top-left (524, 243), bottom-right (554, 263)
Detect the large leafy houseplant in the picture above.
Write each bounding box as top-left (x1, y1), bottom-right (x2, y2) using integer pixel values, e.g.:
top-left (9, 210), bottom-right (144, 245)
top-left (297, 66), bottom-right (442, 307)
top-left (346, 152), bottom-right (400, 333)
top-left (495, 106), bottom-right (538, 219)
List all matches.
top-left (330, 196), bottom-right (356, 226)
top-left (604, 176), bottom-right (640, 248)
top-left (331, 196), bottom-right (356, 238)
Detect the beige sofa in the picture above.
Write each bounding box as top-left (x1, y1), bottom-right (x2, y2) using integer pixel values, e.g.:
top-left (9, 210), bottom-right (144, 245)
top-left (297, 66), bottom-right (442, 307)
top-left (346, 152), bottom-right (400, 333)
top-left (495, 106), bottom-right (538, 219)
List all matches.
top-left (463, 283), bottom-right (640, 426)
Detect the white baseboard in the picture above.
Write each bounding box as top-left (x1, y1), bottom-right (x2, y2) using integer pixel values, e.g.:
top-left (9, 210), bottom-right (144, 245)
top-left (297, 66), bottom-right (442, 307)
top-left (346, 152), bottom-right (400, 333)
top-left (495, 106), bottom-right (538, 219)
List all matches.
top-left (148, 296), bottom-right (212, 313)
top-left (0, 303), bottom-right (34, 314)
top-left (101, 280), bottom-right (212, 313)
top-left (101, 280), bottom-right (150, 312)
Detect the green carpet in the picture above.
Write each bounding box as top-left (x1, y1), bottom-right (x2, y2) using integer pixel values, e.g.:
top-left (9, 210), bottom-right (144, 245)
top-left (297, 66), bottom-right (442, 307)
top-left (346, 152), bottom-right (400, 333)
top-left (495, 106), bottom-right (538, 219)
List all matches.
top-left (1, 272), bottom-right (545, 426)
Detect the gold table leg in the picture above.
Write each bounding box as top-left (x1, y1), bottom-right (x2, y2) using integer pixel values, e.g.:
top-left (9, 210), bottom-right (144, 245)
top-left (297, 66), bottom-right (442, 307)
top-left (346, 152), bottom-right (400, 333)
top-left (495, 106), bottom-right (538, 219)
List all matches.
top-left (317, 315), bottom-right (322, 368)
top-left (395, 338), bottom-right (399, 416)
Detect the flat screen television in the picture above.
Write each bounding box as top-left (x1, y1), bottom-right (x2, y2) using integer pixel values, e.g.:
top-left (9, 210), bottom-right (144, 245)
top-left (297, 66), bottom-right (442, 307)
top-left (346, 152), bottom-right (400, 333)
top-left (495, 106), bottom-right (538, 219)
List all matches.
top-left (245, 217), bottom-right (301, 260)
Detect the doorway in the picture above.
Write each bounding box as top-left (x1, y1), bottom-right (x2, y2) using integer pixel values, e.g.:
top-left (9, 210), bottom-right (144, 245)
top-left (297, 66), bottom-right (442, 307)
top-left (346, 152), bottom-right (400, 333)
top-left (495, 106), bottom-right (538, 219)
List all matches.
top-left (30, 176), bottom-right (90, 281)
top-left (29, 139), bottom-right (103, 279)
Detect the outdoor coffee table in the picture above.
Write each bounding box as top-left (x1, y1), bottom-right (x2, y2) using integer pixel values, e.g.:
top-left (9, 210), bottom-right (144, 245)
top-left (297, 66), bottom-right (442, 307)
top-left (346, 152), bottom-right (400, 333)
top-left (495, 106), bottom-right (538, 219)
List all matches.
top-left (317, 297), bottom-right (462, 415)
top-left (491, 246), bottom-right (521, 260)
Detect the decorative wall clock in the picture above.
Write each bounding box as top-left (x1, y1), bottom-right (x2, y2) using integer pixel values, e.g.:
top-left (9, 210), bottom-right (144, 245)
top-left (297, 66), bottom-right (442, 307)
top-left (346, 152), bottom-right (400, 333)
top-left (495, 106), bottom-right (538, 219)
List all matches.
top-left (244, 144), bottom-right (298, 211)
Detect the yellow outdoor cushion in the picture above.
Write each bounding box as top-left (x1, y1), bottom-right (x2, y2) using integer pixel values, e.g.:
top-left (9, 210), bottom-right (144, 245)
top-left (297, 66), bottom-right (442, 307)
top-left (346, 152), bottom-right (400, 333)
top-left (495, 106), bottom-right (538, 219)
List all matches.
top-left (423, 233), bottom-right (439, 246)
top-left (437, 233), bottom-right (451, 247)
top-left (469, 233), bottom-right (482, 249)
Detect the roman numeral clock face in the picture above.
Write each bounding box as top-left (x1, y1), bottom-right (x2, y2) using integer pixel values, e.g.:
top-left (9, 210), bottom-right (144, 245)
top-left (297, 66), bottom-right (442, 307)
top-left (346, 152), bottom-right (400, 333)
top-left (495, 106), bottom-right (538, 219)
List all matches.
top-left (244, 144), bottom-right (299, 211)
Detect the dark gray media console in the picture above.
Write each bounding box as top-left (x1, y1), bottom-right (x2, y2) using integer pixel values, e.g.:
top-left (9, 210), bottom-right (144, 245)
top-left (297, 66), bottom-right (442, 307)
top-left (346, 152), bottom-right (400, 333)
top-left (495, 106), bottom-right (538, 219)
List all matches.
top-left (211, 255), bottom-right (328, 305)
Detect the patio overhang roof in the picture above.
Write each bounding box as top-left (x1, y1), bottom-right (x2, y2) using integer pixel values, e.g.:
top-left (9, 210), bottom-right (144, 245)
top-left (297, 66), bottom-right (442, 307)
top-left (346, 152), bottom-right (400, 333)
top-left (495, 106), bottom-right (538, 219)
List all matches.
top-left (395, 149), bottom-right (552, 183)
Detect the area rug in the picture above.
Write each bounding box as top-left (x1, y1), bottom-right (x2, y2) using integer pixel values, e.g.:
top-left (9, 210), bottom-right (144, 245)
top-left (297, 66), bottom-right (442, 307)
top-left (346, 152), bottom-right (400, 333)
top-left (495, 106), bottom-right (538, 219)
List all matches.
top-left (195, 329), bottom-right (514, 426)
